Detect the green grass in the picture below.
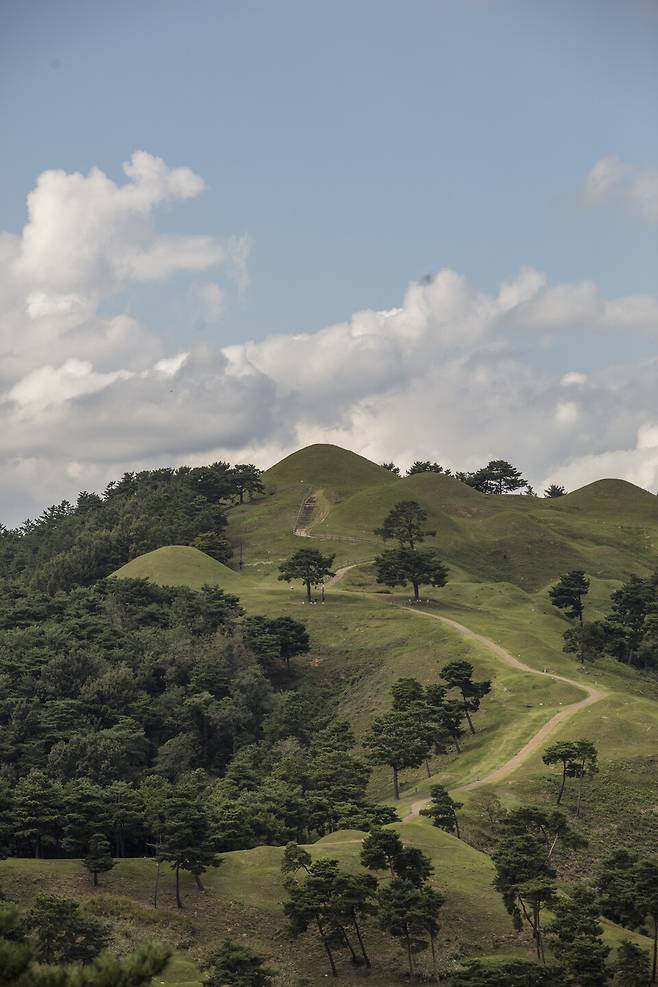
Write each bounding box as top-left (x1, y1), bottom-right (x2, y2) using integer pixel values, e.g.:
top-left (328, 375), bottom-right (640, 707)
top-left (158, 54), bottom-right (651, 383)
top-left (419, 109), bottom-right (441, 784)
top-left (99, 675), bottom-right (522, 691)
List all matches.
top-left (112, 546), bottom-right (245, 593)
top-left (4, 819), bottom-right (652, 987)
top-left (92, 444), bottom-right (658, 979)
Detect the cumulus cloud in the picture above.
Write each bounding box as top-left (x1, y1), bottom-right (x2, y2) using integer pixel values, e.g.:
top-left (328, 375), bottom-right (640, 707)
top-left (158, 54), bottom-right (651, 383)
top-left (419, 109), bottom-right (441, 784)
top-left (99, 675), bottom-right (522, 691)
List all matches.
top-left (2, 152), bottom-right (658, 523)
top-left (584, 154), bottom-right (658, 224)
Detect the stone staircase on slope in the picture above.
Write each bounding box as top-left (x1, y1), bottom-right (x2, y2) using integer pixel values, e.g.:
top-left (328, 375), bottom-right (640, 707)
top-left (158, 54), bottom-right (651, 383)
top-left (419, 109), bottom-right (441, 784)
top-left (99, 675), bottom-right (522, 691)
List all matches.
top-left (294, 494), bottom-right (317, 537)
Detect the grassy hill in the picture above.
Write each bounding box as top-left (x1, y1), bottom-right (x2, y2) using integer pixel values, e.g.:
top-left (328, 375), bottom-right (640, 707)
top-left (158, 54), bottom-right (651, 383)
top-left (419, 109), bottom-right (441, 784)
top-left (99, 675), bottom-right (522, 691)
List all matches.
top-left (21, 445), bottom-right (658, 984)
top-left (112, 545), bottom-right (244, 592)
top-left (222, 448), bottom-right (658, 588)
top-left (3, 820), bottom-right (651, 987)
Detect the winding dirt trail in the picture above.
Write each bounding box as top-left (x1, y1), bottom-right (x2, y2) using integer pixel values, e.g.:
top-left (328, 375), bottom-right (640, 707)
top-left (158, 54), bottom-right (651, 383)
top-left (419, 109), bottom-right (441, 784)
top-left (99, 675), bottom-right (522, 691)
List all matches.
top-left (324, 562), bottom-right (605, 823)
top-left (402, 609), bottom-right (605, 821)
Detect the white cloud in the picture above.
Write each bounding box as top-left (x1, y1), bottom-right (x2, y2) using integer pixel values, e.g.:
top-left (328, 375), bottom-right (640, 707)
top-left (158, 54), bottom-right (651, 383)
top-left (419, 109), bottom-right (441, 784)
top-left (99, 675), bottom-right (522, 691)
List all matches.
top-left (189, 281), bottom-right (225, 323)
top-left (2, 152), bottom-right (658, 523)
top-left (584, 154), bottom-right (658, 224)
top-left (506, 279), bottom-right (658, 332)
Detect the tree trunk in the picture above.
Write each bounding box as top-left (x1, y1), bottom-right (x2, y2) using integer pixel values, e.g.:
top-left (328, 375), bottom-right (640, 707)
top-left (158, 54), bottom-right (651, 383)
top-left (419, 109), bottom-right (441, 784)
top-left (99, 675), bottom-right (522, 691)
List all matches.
top-left (430, 931), bottom-right (439, 984)
top-left (425, 758), bottom-right (432, 778)
top-left (453, 735), bottom-right (461, 753)
top-left (315, 917), bottom-right (337, 977)
top-left (93, 870), bottom-right (98, 887)
top-left (153, 858), bottom-right (161, 909)
top-left (405, 925), bottom-right (415, 979)
top-left (393, 765), bottom-right (400, 801)
top-left (194, 873), bottom-right (205, 892)
top-left (413, 579), bottom-right (420, 601)
top-left (175, 863), bottom-right (183, 909)
top-left (575, 765), bottom-right (586, 817)
top-left (557, 762), bottom-right (568, 805)
top-left (353, 917), bottom-right (370, 968)
top-left (339, 925), bottom-right (359, 964)
top-left (463, 701), bottom-right (475, 735)
top-left (454, 814), bottom-right (461, 840)
top-left (306, 580), bottom-right (312, 602)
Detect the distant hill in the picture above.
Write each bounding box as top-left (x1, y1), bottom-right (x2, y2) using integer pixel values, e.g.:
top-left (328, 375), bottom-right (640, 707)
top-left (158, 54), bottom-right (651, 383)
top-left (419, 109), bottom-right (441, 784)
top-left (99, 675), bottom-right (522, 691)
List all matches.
top-left (545, 477), bottom-right (658, 520)
top-left (263, 443), bottom-right (397, 498)
top-left (112, 545), bottom-right (243, 592)
top-left (226, 448), bottom-right (658, 589)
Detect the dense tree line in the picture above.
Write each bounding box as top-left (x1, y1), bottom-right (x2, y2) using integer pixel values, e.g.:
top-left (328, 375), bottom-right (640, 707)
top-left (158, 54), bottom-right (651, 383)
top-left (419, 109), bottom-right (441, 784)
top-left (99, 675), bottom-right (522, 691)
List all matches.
top-left (550, 567), bottom-right (658, 672)
top-left (0, 575), bottom-right (391, 867)
top-left (0, 462), bottom-right (264, 594)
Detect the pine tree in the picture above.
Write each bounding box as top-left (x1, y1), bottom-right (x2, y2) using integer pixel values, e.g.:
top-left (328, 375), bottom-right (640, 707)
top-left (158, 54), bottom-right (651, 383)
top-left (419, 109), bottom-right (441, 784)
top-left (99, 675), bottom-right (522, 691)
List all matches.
top-left (440, 660), bottom-right (491, 735)
top-left (83, 833), bottom-right (115, 886)
top-left (420, 784), bottom-right (463, 838)
top-left (204, 940), bottom-right (274, 987)
top-left (159, 787), bottom-right (220, 908)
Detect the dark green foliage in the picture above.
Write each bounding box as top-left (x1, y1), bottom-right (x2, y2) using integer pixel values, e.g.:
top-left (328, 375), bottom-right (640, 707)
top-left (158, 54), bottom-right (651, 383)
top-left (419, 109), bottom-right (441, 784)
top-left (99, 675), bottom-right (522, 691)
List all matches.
top-left (243, 615), bottom-right (310, 673)
top-left (599, 571), bottom-right (658, 669)
top-left (0, 463), bottom-right (244, 595)
top-left (492, 830), bottom-right (556, 962)
top-left (406, 461), bottom-right (451, 476)
top-left (204, 940), bottom-right (274, 987)
top-left (25, 894), bottom-right (109, 964)
top-left (283, 854), bottom-right (375, 975)
top-left (381, 462), bottom-right (400, 475)
top-left (363, 710), bottom-right (432, 799)
top-left (420, 784), bottom-right (463, 838)
top-left (278, 548), bottom-right (335, 601)
top-left (548, 571), bottom-right (590, 623)
top-left (440, 660), bottom-right (491, 735)
top-left (0, 899), bottom-right (170, 987)
top-left (83, 834), bottom-right (115, 886)
top-left (374, 546), bottom-right (449, 600)
top-left (614, 940), bottom-right (651, 986)
top-left (230, 464), bottom-right (265, 505)
top-left (563, 621), bottom-right (606, 664)
top-left (374, 499), bottom-right (436, 548)
top-left (597, 851), bottom-right (658, 984)
top-left (500, 805), bottom-right (586, 860)
top-left (464, 460), bottom-right (528, 495)
top-left (542, 740), bottom-right (598, 808)
top-left (545, 484), bottom-right (567, 498)
top-left (159, 786), bottom-right (220, 908)
top-left (377, 878), bottom-right (445, 979)
top-left (449, 959), bottom-right (564, 985)
top-left (546, 885), bottom-right (609, 987)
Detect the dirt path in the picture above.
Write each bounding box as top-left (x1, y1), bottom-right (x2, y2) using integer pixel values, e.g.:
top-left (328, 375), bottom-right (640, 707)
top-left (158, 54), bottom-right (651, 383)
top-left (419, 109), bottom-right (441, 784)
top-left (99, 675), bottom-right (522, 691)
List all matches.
top-left (402, 609), bottom-right (605, 821)
top-left (329, 562), bottom-right (367, 585)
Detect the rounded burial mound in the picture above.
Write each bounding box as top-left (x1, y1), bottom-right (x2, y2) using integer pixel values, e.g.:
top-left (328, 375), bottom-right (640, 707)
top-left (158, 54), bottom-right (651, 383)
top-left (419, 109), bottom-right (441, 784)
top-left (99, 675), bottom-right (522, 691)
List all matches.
top-left (112, 545), bottom-right (243, 592)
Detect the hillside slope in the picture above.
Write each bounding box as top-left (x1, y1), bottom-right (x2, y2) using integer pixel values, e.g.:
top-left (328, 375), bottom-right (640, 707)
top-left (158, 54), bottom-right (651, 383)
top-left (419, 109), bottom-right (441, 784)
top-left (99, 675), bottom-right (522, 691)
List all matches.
top-left (112, 545), bottom-right (244, 592)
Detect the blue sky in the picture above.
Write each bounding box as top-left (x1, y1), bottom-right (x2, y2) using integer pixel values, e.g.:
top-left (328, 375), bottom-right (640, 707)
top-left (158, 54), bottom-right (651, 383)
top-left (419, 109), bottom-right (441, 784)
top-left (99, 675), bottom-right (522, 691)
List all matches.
top-left (0, 0), bottom-right (657, 520)
top-left (2, 0), bottom-right (657, 346)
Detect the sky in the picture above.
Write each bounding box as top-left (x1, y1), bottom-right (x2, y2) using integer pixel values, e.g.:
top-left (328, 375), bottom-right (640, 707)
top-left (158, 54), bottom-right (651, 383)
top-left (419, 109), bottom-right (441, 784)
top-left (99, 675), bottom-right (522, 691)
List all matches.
top-left (0, 0), bottom-right (657, 523)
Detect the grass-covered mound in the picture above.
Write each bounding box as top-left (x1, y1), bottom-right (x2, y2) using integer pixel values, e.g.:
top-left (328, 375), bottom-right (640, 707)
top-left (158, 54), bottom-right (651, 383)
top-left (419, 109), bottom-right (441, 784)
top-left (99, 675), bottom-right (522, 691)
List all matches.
top-left (112, 546), bottom-right (243, 592)
top-left (263, 443), bottom-right (398, 499)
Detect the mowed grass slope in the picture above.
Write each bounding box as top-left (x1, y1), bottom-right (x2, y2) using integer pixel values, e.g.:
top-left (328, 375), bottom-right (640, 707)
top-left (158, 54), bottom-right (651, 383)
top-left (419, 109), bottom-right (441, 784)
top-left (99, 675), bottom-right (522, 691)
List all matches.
top-left (223, 446), bottom-right (658, 589)
top-left (102, 446), bottom-right (658, 978)
top-left (112, 546), bottom-right (245, 593)
top-left (4, 820), bottom-right (651, 987)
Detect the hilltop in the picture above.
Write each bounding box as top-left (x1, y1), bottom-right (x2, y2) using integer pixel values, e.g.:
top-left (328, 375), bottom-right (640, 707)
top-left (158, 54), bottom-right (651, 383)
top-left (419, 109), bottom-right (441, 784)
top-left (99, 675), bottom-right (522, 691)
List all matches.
top-left (223, 445), bottom-right (658, 590)
top-left (4, 442), bottom-right (658, 987)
